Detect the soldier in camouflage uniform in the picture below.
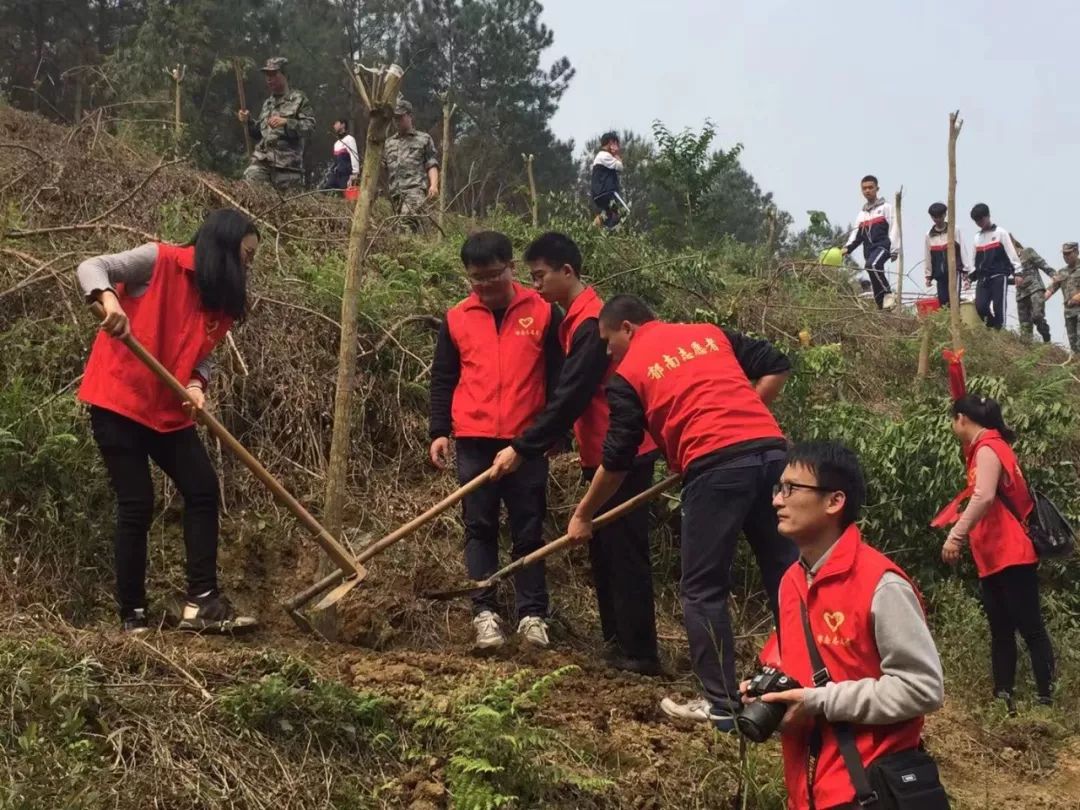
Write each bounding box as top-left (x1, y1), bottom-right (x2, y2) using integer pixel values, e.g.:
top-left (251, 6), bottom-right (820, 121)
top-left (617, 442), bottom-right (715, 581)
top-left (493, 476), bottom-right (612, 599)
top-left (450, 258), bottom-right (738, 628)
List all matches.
top-left (1013, 240), bottom-right (1053, 342)
top-left (1046, 242), bottom-right (1080, 353)
top-left (239, 57), bottom-right (315, 191)
top-left (382, 99), bottom-right (439, 231)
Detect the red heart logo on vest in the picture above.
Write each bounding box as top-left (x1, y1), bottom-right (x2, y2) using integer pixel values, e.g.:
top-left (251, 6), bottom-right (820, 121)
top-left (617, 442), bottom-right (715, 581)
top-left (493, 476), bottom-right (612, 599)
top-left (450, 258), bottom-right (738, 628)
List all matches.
top-left (823, 611), bottom-right (845, 632)
top-left (518, 317), bottom-right (534, 329)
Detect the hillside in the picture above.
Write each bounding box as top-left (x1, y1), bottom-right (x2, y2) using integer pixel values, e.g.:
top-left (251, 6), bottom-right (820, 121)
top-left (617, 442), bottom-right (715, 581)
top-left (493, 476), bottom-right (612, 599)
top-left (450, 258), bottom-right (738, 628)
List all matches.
top-left (2, 106), bottom-right (1080, 809)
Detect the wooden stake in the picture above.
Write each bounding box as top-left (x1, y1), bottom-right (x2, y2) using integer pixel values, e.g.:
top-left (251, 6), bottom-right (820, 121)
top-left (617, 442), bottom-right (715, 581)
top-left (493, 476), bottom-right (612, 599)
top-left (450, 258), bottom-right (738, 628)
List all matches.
top-left (523, 153), bottom-right (538, 228)
top-left (947, 111), bottom-right (964, 351)
top-left (233, 58), bottom-right (253, 158)
top-left (439, 94), bottom-right (456, 228)
top-left (165, 64), bottom-right (186, 147)
top-left (321, 62), bottom-right (404, 638)
top-left (894, 187), bottom-right (904, 308)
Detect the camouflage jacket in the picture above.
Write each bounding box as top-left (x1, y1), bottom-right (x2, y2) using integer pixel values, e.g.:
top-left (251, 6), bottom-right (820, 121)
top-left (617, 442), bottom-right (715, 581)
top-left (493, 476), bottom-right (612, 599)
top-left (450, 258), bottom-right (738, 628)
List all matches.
top-left (249, 89), bottom-right (315, 170)
top-left (383, 130), bottom-right (439, 195)
top-left (1050, 264), bottom-right (1080, 309)
top-left (1016, 247), bottom-right (1052, 297)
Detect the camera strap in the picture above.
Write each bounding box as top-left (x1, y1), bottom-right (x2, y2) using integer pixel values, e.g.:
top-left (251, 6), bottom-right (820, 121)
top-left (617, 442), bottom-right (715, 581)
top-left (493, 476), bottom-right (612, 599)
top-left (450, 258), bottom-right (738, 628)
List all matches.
top-left (800, 598), bottom-right (879, 808)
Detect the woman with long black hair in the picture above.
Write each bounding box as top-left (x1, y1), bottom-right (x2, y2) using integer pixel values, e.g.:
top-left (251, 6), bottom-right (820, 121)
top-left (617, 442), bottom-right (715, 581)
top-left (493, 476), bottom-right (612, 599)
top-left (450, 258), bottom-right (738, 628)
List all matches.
top-left (935, 394), bottom-right (1054, 712)
top-left (77, 208), bottom-right (259, 634)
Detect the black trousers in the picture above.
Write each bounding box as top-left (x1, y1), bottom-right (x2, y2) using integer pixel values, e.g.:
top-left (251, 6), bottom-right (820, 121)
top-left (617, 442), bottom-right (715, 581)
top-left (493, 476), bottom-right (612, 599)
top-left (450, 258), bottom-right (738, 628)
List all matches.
top-left (864, 246), bottom-right (892, 309)
top-left (90, 406), bottom-right (220, 616)
top-left (980, 563), bottom-right (1055, 699)
top-left (975, 274), bottom-right (1008, 329)
top-left (679, 451), bottom-right (797, 713)
top-left (585, 456), bottom-right (659, 661)
top-left (934, 273), bottom-right (963, 307)
top-left (456, 438), bottom-right (549, 619)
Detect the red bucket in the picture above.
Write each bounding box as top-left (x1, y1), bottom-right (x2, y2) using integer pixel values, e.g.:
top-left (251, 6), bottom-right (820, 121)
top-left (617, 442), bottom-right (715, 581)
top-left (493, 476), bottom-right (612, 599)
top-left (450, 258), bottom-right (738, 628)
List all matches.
top-left (344, 185), bottom-right (359, 201)
top-left (915, 297), bottom-right (940, 318)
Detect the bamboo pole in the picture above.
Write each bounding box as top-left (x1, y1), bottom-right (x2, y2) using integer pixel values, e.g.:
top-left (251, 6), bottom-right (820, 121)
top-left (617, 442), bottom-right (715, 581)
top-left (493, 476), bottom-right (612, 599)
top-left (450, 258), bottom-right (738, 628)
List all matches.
top-left (438, 95), bottom-right (456, 228)
top-left (523, 153), bottom-right (538, 227)
top-left (320, 62), bottom-right (404, 638)
top-left (894, 187), bottom-right (904, 308)
top-left (233, 58), bottom-right (253, 158)
top-left (947, 111), bottom-right (964, 351)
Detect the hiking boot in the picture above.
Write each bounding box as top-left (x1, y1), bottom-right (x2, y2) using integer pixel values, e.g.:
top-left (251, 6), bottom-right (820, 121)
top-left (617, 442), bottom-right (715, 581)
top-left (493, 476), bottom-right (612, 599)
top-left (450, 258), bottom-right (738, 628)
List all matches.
top-left (995, 689), bottom-right (1017, 717)
top-left (660, 696), bottom-right (737, 732)
top-left (177, 593), bottom-right (258, 634)
top-left (121, 608), bottom-right (149, 635)
top-left (609, 655), bottom-right (664, 677)
top-left (472, 611), bottom-right (505, 650)
top-left (517, 616), bottom-right (549, 648)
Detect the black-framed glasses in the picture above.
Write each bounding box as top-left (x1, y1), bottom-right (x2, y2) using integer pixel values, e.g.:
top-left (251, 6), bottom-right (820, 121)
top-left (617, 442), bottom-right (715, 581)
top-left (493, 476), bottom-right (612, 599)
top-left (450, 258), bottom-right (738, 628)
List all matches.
top-left (772, 481), bottom-right (835, 499)
top-left (468, 264), bottom-right (511, 286)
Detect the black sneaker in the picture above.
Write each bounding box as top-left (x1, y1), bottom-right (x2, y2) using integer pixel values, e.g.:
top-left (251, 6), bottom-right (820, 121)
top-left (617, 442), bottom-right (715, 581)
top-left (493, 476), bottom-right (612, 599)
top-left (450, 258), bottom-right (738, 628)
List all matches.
top-left (609, 655), bottom-right (664, 677)
top-left (1037, 694), bottom-right (1053, 708)
top-left (121, 608), bottom-right (149, 634)
top-left (177, 593), bottom-right (258, 634)
top-left (996, 689), bottom-right (1017, 717)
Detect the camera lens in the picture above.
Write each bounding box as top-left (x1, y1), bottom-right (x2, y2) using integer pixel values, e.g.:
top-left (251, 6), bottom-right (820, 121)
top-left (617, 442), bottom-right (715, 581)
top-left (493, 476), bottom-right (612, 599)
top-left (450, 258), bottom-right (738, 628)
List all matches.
top-left (736, 700), bottom-right (786, 743)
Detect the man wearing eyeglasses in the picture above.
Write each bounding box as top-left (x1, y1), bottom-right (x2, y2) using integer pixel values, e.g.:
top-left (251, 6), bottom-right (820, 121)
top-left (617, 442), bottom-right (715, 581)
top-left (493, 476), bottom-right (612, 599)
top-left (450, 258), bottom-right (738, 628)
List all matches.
top-left (565, 294), bottom-right (797, 729)
top-left (428, 231), bottom-right (564, 651)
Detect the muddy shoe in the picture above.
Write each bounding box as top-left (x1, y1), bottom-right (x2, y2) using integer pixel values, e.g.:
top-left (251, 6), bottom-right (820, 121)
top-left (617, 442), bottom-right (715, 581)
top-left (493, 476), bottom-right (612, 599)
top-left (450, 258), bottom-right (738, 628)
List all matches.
top-left (660, 696), bottom-right (736, 732)
top-left (995, 690), bottom-right (1018, 717)
top-left (473, 611), bottom-right (506, 650)
top-left (178, 593), bottom-right (258, 634)
top-left (121, 608), bottom-right (149, 635)
top-left (609, 655), bottom-right (664, 677)
top-left (517, 616), bottom-right (549, 648)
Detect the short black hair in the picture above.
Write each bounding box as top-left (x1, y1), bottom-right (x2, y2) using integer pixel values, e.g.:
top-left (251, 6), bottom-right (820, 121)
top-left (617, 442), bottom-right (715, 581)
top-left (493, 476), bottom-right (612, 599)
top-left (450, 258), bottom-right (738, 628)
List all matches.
top-left (600, 131), bottom-right (620, 147)
top-left (970, 203), bottom-right (990, 221)
top-left (861, 175), bottom-right (878, 186)
top-left (785, 441), bottom-right (866, 528)
top-left (953, 394), bottom-right (1016, 444)
top-left (460, 231), bottom-right (513, 268)
top-left (598, 294), bottom-right (655, 329)
top-left (928, 202), bottom-right (947, 218)
top-left (523, 231), bottom-right (582, 277)
top-left (334, 118), bottom-right (349, 130)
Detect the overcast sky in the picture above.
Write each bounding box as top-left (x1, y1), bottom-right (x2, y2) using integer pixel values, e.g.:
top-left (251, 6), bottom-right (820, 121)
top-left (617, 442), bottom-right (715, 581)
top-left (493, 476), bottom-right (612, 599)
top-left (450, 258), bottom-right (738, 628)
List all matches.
top-left (543, 0), bottom-right (1076, 341)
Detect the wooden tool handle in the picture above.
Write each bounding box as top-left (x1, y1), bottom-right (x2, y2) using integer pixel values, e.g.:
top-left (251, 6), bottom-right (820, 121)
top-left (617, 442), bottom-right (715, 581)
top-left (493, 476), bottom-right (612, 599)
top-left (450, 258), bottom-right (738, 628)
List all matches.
top-left (233, 58), bottom-right (253, 157)
top-left (88, 302), bottom-right (362, 577)
top-left (483, 474), bottom-right (679, 586)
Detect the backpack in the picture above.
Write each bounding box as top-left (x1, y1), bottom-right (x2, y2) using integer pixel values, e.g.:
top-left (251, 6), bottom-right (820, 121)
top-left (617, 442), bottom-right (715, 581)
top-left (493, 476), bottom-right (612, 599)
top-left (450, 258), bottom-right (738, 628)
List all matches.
top-left (1000, 486), bottom-right (1076, 559)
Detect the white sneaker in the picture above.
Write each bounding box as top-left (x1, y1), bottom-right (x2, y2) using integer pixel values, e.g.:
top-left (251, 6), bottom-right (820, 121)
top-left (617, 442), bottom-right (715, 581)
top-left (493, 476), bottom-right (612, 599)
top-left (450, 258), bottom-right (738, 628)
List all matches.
top-left (660, 696), bottom-right (712, 722)
top-left (472, 611), bottom-right (505, 649)
top-left (517, 616), bottom-right (549, 648)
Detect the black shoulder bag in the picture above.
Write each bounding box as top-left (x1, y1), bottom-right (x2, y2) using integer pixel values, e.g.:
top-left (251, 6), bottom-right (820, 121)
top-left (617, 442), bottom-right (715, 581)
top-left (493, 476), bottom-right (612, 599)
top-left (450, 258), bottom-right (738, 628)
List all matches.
top-left (998, 485), bottom-right (1076, 559)
top-left (799, 600), bottom-right (950, 810)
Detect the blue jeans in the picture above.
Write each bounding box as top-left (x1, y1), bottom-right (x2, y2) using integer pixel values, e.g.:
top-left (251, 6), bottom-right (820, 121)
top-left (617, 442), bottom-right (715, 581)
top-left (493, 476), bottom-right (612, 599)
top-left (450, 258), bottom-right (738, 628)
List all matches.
top-left (680, 452), bottom-right (796, 713)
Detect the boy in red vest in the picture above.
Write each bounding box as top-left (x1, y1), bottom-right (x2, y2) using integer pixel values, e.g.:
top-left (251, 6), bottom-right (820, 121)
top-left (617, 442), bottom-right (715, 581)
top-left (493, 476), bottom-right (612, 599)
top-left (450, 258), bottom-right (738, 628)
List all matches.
top-left (749, 441), bottom-right (944, 810)
top-left (429, 231), bottom-right (564, 650)
top-left (489, 232), bottom-right (662, 675)
top-left (566, 294), bottom-right (797, 727)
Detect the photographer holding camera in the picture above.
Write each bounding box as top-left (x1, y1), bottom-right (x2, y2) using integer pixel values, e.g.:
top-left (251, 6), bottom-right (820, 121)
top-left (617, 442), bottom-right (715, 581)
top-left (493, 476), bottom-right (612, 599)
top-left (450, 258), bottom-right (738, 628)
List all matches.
top-left (742, 442), bottom-right (947, 810)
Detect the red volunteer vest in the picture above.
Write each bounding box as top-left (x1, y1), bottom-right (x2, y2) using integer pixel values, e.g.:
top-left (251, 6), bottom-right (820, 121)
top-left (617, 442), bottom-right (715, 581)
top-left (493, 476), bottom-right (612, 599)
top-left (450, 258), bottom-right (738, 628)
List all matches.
top-left (778, 525), bottom-right (925, 810)
top-left (446, 283), bottom-right (550, 439)
top-left (558, 286), bottom-right (656, 468)
top-left (931, 430), bottom-right (1036, 577)
top-left (78, 244), bottom-right (232, 433)
top-left (614, 321), bottom-right (784, 473)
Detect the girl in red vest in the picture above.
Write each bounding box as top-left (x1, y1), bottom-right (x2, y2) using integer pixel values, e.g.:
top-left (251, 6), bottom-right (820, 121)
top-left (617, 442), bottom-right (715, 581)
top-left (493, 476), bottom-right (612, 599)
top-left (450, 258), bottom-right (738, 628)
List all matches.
top-left (77, 209), bottom-right (259, 635)
top-left (935, 394), bottom-right (1054, 711)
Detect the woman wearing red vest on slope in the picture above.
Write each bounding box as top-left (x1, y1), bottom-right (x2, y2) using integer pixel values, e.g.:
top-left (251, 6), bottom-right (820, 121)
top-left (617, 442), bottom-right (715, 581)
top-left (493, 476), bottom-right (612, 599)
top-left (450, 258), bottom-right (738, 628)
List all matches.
top-left (77, 209), bottom-right (259, 635)
top-left (935, 395), bottom-right (1055, 712)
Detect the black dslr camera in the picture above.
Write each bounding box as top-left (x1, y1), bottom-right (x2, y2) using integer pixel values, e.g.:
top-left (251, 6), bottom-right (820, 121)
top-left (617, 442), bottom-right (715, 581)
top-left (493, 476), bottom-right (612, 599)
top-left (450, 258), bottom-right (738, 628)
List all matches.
top-left (736, 666), bottom-right (801, 743)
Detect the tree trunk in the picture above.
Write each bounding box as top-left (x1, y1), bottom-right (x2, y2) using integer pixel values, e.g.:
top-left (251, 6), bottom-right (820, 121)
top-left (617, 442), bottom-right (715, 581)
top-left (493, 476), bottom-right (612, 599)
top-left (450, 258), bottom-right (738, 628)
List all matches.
top-left (439, 97), bottom-right (455, 227)
top-left (319, 63), bottom-right (403, 638)
top-left (523, 153), bottom-right (538, 228)
top-left (947, 111), bottom-right (964, 351)
top-left (894, 188), bottom-right (904, 308)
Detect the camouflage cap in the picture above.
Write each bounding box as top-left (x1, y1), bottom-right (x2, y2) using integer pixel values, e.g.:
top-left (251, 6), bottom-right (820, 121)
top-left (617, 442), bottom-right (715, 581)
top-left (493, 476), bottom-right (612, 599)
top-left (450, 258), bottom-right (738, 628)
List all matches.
top-left (393, 98), bottom-right (413, 116)
top-left (259, 56), bottom-right (288, 74)
top-left (1064, 242), bottom-right (1079, 253)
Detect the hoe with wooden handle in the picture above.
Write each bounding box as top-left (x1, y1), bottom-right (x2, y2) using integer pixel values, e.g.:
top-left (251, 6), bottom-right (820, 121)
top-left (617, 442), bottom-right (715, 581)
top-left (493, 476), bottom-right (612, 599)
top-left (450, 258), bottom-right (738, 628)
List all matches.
top-left (424, 474), bottom-right (680, 601)
top-left (89, 303), bottom-right (366, 622)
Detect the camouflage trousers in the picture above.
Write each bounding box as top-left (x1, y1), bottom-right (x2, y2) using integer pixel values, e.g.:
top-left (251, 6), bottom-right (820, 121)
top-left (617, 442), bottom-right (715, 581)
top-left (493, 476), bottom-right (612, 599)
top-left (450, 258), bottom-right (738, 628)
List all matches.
top-left (243, 162), bottom-right (304, 191)
top-left (1016, 291), bottom-right (1051, 343)
top-left (1066, 311), bottom-right (1080, 354)
top-left (391, 187), bottom-right (429, 232)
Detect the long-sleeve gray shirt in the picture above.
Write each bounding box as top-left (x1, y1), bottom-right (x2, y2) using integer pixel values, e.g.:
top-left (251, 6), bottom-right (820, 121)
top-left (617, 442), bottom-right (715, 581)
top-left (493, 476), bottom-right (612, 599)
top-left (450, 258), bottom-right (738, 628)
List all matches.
top-left (76, 243), bottom-right (214, 384)
top-left (797, 543), bottom-right (945, 725)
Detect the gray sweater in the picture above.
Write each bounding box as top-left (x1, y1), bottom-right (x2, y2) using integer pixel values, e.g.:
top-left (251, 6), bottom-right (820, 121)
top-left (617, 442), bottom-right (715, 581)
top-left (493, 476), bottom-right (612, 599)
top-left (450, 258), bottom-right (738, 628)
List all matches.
top-left (77, 243), bottom-right (214, 383)
top-left (796, 542), bottom-right (945, 725)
